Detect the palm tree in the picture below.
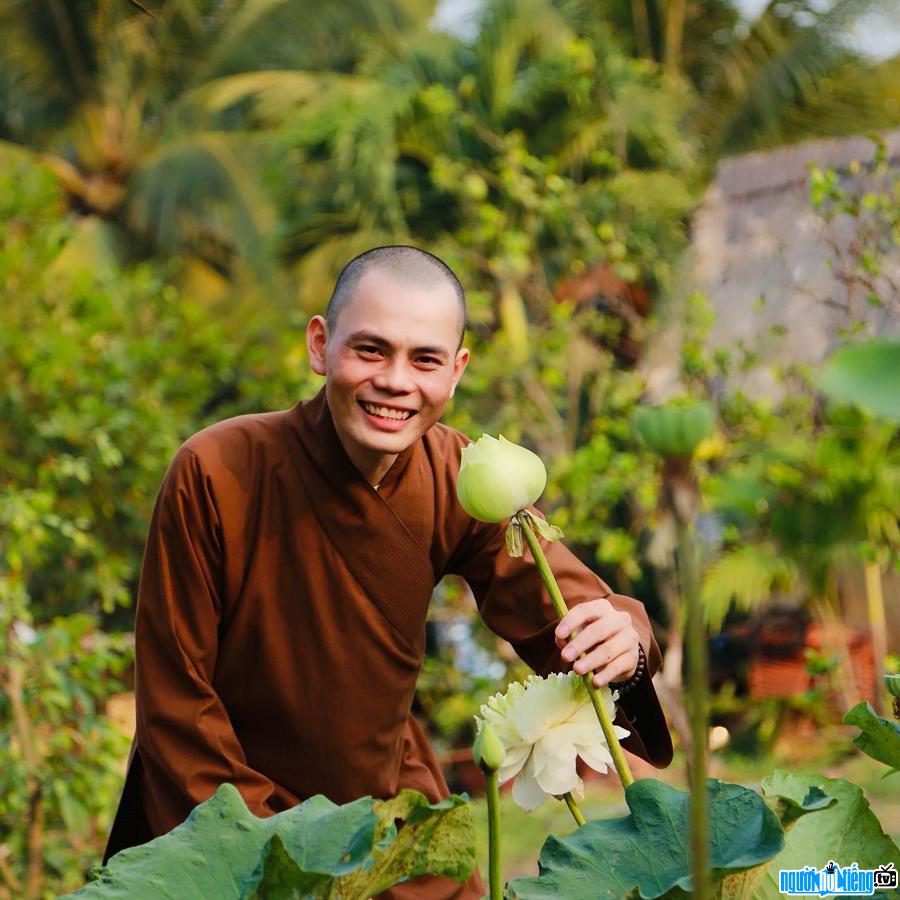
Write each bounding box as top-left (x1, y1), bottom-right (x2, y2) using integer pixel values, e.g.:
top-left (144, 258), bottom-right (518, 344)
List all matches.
top-left (0, 0), bottom-right (434, 274)
top-left (197, 0), bottom-right (696, 304)
top-left (584, 0), bottom-right (899, 161)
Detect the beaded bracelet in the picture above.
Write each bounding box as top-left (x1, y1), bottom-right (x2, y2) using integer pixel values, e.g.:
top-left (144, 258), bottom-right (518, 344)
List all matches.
top-left (610, 644), bottom-right (647, 695)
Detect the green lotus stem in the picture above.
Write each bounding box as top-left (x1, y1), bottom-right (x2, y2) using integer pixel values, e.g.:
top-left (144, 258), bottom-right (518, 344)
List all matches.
top-left (563, 792), bottom-right (586, 827)
top-left (485, 769), bottom-right (502, 900)
top-left (677, 519), bottom-right (708, 900)
top-left (518, 514), bottom-right (634, 788)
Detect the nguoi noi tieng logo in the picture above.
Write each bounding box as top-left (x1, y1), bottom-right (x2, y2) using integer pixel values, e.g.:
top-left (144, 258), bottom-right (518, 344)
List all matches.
top-left (778, 860), bottom-right (897, 896)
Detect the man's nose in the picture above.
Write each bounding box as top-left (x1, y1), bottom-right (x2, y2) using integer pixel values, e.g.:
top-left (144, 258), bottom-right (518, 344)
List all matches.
top-left (371, 359), bottom-right (415, 394)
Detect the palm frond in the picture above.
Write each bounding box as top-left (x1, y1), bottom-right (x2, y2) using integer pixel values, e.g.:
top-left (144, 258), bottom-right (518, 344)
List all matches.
top-left (196, 0), bottom-right (434, 83)
top-left (127, 131), bottom-right (276, 273)
top-left (701, 544), bottom-right (799, 632)
top-left (773, 56), bottom-right (900, 144)
top-left (704, 0), bottom-right (897, 156)
top-left (188, 69), bottom-right (342, 121)
top-left (0, 0), bottom-right (98, 137)
top-left (472, 0), bottom-right (572, 121)
top-left (294, 230), bottom-right (403, 314)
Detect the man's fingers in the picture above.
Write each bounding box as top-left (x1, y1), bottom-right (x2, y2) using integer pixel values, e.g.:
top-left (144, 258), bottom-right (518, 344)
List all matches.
top-left (591, 649), bottom-right (638, 687)
top-left (570, 631), bottom-right (633, 676)
top-left (555, 597), bottom-right (614, 639)
top-left (560, 613), bottom-right (628, 662)
top-left (555, 599), bottom-right (640, 685)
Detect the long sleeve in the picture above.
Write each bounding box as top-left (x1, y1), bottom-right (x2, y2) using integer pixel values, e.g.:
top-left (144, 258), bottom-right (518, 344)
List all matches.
top-left (133, 446), bottom-right (279, 833)
top-left (446, 510), bottom-right (672, 767)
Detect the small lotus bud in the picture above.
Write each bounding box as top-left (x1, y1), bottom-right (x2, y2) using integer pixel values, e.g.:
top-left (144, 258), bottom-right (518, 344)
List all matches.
top-left (885, 674), bottom-right (900, 699)
top-left (472, 722), bottom-right (506, 774)
top-left (456, 434), bottom-right (547, 523)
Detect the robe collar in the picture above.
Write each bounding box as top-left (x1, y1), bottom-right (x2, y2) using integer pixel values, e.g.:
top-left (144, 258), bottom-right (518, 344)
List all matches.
top-left (291, 387), bottom-right (415, 492)
top-left (283, 387), bottom-right (435, 653)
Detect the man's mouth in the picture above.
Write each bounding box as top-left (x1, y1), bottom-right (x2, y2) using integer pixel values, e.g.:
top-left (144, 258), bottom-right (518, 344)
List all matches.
top-left (358, 401), bottom-right (416, 421)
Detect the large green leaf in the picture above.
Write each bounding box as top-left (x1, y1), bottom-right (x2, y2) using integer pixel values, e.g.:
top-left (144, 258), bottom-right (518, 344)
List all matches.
top-left (506, 778), bottom-right (788, 899)
top-left (843, 701), bottom-right (900, 774)
top-left (64, 783), bottom-right (475, 899)
top-left (756, 772), bottom-right (900, 900)
top-left (717, 787), bottom-right (835, 900)
top-left (248, 789), bottom-right (476, 898)
top-left (819, 340), bottom-right (900, 423)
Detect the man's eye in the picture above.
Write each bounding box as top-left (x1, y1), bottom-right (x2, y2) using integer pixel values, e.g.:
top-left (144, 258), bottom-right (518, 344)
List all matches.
top-left (358, 346), bottom-right (382, 357)
top-left (418, 357), bottom-right (441, 367)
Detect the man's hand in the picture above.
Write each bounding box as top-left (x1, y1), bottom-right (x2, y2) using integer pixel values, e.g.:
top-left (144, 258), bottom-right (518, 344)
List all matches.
top-left (554, 598), bottom-right (640, 687)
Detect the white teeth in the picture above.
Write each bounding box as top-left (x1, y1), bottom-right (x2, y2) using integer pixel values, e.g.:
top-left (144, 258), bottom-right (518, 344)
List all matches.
top-left (362, 403), bottom-right (413, 420)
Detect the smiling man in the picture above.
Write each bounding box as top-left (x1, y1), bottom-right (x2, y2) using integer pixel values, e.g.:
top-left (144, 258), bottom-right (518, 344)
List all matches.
top-left (309, 252), bottom-right (470, 486)
top-left (104, 246), bottom-right (672, 898)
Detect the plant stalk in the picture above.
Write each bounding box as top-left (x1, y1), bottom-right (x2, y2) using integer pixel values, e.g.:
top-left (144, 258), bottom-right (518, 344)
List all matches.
top-left (664, 0), bottom-right (687, 73)
top-left (865, 561), bottom-right (888, 716)
top-left (485, 770), bottom-right (502, 900)
top-left (518, 514), bottom-right (634, 788)
top-left (676, 519), bottom-right (708, 900)
top-left (630, 0), bottom-right (653, 58)
top-left (563, 792), bottom-right (586, 826)
top-left (7, 635), bottom-right (44, 900)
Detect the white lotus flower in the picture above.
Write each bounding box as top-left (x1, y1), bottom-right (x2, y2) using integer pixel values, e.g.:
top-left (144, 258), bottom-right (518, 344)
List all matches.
top-left (475, 672), bottom-right (629, 811)
top-left (456, 434), bottom-right (547, 523)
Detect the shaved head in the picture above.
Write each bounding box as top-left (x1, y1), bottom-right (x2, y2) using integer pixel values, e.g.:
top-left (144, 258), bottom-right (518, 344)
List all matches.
top-left (326, 246), bottom-right (466, 344)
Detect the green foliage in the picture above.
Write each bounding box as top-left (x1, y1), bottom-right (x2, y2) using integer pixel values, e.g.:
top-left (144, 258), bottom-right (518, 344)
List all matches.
top-left (0, 614), bottom-right (132, 895)
top-left (687, 145), bottom-right (899, 630)
top-left (701, 388), bottom-right (899, 621)
top-left (0, 153), bottom-right (319, 896)
top-left (505, 778), bottom-right (828, 899)
top-left (700, 545), bottom-right (798, 632)
top-left (64, 784), bottom-right (475, 899)
top-left (0, 0), bottom-right (436, 272)
top-left (820, 341), bottom-right (900, 422)
top-left (0, 156), bottom-right (318, 623)
top-left (757, 772), bottom-right (900, 899)
top-left (808, 141), bottom-right (900, 334)
top-left (2, 4), bottom-right (898, 896)
top-left (843, 702), bottom-right (900, 775)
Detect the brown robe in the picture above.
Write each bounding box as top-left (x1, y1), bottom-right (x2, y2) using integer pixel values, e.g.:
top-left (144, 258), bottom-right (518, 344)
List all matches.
top-left (104, 389), bottom-right (672, 896)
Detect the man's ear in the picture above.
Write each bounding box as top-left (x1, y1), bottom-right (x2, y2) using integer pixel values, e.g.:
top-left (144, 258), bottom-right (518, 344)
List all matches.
top-left (449, 347), bottom-right (470, 398)
top-left (307, 315), bottom-right (329, 376)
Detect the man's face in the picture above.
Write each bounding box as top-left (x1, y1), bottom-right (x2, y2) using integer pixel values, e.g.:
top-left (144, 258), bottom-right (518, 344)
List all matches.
top-left (307, 267), bottom-right (469, 480)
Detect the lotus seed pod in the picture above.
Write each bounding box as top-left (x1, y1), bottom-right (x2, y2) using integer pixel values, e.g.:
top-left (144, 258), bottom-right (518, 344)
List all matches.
top-left (633, 402), bottom-right (716, 458)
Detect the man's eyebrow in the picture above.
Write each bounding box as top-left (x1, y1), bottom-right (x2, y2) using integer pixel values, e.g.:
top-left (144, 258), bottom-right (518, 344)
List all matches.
top-left (345, 331), bottom-right (451, 359)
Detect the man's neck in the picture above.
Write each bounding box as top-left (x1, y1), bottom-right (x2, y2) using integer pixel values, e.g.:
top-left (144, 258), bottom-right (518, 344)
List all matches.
top-left (340, 441), bottom-right (398, 487)
top-left (362, 455), bottom-right (397, 488)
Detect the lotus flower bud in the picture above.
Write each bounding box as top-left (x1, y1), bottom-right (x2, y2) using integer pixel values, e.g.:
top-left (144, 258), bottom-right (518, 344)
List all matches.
top-left (456, 434), bottom-right (547, 523)
top-left (472, 722), bottom-right (506, 774)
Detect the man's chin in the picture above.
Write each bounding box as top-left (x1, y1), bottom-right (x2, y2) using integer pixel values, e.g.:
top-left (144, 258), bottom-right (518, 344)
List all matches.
top-left (359, 431), bottom-right (419, 454)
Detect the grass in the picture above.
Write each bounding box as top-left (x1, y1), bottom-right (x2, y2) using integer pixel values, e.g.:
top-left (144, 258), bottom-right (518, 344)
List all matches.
top-left (467, 748), bottom-right (900, 882)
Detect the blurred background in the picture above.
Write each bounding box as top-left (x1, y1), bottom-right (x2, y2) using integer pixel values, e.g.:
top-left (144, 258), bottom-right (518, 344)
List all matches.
top-left (0, 0), bottom-right (898, 895)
